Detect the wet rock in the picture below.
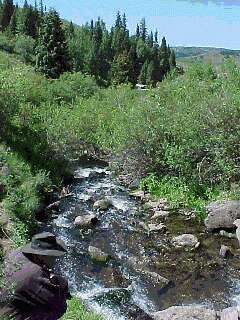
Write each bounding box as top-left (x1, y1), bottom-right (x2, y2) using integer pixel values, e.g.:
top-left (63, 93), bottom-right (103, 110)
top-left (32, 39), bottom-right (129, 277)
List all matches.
top-left (0, 205), bottom-right (9, 230)
top-left (129, 190), bottom-right (145, 200)
top-left (143, 199), bottom-right (170, 214)
top-left (172, 234), bottom-right (200, 249)
top-left (219, 230), bottom-right (236, 239)
top-left (45, 200), bottom-right (61, 212)
top-left (139, 222), bottom-right (166, 233)
top-left (153, 306), bottom-right (217, 320)
top-left (142, 270), bottom-right (169, 287)
top-left (151, 210), bottom-right (169, 221)
top-left (219, 245), bottom-right (233, 258)
top-left (93, 198), bottom-right (113, 211)
top-left (74, 214), bottom-right (99, 228)
top-left (204, 200), bottom-right (240, 230)
top-left (234, 219), bottom-right (240, 246)
top-left (96, 287), bottom-right (131, 306)
top-left (220, 307), bottom-right (239, 320)
top-left (128, 305), bottom-right (154, 319)
top-left (99, 267), bottom-right (130, 288)
top-left (148, 223), bottom-right (166, 232)
top-left (0, 238), bottom-right (12, 256)
top-left (88, 246), bottom-right (110, 263)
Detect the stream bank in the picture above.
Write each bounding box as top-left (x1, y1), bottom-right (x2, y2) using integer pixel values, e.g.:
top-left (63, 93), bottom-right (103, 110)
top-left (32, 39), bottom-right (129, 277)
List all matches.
top-left (41, 161), bottom-right (240, 319)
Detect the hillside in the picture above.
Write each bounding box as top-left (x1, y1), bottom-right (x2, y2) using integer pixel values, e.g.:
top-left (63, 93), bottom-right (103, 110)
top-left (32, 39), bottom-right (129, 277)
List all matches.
top-left (174, 46), bottom-right (240, 69)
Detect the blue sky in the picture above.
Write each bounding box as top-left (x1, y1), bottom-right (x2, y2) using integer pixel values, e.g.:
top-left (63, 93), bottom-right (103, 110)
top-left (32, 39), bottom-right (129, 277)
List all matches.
top-left (20, 0), bottom-right (240, 49)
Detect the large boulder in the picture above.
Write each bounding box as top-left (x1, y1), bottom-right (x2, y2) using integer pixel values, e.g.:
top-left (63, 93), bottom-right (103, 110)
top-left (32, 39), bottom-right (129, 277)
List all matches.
top-left (93, 198), bottom-right (113, 211)
top-left (172, 234), bottom-right (200, 249)
top-left (88, 246), bottom-right (110, 263)
top-left (153, 306), bottom-right (217, 320)
top-left (204, 201), bottom-right (240, 230)
top-left (74, 214), bottom-right (98, 228)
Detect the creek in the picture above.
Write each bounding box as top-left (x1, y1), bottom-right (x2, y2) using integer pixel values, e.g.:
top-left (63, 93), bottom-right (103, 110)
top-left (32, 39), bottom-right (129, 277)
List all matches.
top-left (43, 162), bottom-right (240, 319)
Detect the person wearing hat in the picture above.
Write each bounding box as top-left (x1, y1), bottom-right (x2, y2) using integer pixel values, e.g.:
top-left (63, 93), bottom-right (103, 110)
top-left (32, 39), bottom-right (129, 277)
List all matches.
top-left (0, 232), bottom-right (71, 320)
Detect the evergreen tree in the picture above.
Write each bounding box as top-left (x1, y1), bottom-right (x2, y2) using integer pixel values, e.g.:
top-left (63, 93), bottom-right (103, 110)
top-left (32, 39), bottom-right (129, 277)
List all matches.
top-left (159, 36), bottom-right (170, 78)
top-left (111, 51), bottom-right (132, 84)
top-left (36, 9), bottom-right (69, 78)
top-left (136, 24), bottom-right (140, 38)
top-left (138, 59), bottom-right (149, 84)
top-left (140, 18), bottom-right (147, 42)
top-left (0, 0), bottom-right (14, 31)
top-left (169, 49), bottom-right (176, 69)
top-left (68, 21), bottom-right (75, 38)
top-left (9, 6), bottom-right (16, 34)
top-left (146, 60), bottom-right (154, 85)
top-left (147, 31), bottom-right (154, 47)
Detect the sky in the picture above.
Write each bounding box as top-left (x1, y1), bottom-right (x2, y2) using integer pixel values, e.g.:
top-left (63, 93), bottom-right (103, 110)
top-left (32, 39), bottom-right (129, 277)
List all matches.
top-left (20, 0), bottom-right (240, 50)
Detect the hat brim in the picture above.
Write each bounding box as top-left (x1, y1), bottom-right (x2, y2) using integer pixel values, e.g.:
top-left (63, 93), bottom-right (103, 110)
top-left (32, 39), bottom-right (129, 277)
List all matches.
top-left (21, 238), bottom-right (67, 257)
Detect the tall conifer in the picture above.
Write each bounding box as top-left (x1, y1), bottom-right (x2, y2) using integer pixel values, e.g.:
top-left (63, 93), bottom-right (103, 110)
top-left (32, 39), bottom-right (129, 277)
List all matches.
top-left (36, 9), bottom-right (69, 78)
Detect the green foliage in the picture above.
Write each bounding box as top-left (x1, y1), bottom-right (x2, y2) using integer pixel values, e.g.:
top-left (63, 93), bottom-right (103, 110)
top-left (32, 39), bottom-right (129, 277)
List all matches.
top-left (0, 33), bottom-right (15, 52)
top-left (0, 144), bottom-right (50, 246)
top-left (1, 51), bottom-right (239, 220)
top-left (14, 34), bottom-right (35, 63)
top-left (36, 9), bottom-right (69, 78)
top-left (0, 0), bottom-right (14, 31)
top-left (62, 298), bottom-right (102, 320)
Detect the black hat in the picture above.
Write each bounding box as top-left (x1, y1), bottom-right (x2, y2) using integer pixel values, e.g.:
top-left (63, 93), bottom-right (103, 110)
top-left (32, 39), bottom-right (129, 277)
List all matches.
top-left (21, 232), bottom-right (67, 257)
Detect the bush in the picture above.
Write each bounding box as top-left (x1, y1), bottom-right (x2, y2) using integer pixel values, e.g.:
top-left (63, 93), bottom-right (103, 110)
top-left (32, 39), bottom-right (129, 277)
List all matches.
top-left (0, 33), bottom-right (15, 53)
top-left (49, 72), bottom-right (98, 103)
top-left (14, 35), bottom-right (35, 63)
top-left (62, 298), bottom-right (102, 320)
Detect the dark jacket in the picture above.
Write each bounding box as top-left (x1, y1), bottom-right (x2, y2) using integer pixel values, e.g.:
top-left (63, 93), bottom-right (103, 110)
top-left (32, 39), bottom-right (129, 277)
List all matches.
top-left (0, 250), bottom-right (69, 320)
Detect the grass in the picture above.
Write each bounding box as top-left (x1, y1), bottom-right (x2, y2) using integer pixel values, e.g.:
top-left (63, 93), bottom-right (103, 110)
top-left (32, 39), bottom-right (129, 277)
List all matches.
top-left (62, 298), bottom-right (103, 320)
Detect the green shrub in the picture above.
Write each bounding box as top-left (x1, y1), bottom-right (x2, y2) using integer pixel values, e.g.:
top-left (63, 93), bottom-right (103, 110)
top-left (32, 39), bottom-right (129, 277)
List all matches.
top-left (14, 35), bottom-right (35, 63)
top-left (49, 72), bottom-right (98, 103)
top-left (62, 298), bottom-right (102, 320)
top-left (0, 33), bottom-right (15, 53)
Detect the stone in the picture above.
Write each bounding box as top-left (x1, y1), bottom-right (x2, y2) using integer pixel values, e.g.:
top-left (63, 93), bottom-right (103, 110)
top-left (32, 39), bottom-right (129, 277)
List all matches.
top-left (172, 234), bottom-right (200, 249)
top-left (148, 223), bottom-right (166, 232)
top-left (99, 267), bottom-right (130, 288)
top-left (0, 239), bottom-right (13, 256)
top-left (153, 306), bottom-right (217, 320)
top-left (220, 307), bottom-right (238, 320)
top-left (0, 206), bottom-right (9, 229)
top-left (129, 190), bottom-right (145, 200)
top-left (219, 245), bottom-right (233, 258)
top-left (204, 201), bottom-right (240, 230)
top-left (45, 201), bottom-right (61, 212)
top-left (142, 270), bottom-right (169, 287)
top-left (151, 210), bottom-right (169, 220)
top-left (234, 219), bottom-right (240, 246)
top-left (74, 214), bottom-right (98, 228)
top-left (88, 246), bottom-right (110, 263)
top-left (219, 230), bottom-right (236, 239)
top-left (93, 198), bottom-right (113, 211)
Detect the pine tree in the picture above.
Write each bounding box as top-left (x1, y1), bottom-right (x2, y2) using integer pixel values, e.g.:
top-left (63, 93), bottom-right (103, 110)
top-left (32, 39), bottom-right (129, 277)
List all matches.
top-left (138, 59), bottom-right (149, 84)
top-left (36, 9), bottom-right (70, 78)
top-left (68, 21), bottom-right (75, 38)
top-left (0, 0), bottom-right (14, 31)
top-left (169, 49), bottom-right (176, 69)
top-left (146, 60), bottom-right (154, 85)
top-left (159, 37), bottom-right (170, 78)
top-left (136, 24), bottom-right (140, 38)
top-left (111, 51), bottom-right (132, 85)
top-left (140, 18), bottom-right (147, 42)
top-left (9, 6), bottom-right (16, 34)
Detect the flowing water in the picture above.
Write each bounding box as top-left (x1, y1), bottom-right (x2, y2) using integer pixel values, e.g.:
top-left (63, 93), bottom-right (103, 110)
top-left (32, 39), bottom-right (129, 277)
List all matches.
top-left (43, 163), bottom-right (240, 319)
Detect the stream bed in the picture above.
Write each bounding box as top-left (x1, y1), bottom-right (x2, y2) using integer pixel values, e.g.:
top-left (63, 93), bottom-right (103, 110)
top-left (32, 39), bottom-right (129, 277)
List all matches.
top-left (43, 163), bottom-right (240, 319)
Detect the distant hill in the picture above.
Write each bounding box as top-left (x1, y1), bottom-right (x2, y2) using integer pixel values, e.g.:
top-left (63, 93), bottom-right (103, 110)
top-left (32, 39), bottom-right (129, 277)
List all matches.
top-left (173, 46), bottom-right (240, 69)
